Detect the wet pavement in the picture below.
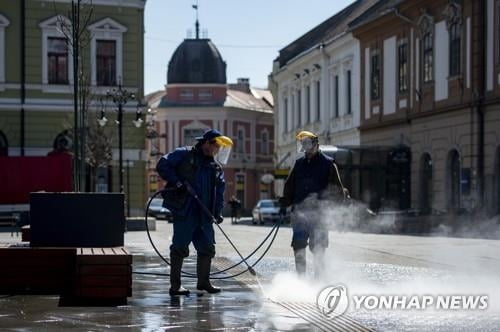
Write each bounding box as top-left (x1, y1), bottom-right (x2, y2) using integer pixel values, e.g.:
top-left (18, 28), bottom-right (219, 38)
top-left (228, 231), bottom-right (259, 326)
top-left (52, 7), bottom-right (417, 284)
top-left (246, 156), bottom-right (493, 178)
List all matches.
top-left (1, 218), bottom-right (500, 331)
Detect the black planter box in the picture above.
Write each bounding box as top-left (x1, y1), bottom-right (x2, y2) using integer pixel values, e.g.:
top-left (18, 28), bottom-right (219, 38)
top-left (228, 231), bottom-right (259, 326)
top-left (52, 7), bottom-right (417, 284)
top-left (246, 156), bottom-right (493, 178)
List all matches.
top-left (30, 193), bottom-right (125, 247)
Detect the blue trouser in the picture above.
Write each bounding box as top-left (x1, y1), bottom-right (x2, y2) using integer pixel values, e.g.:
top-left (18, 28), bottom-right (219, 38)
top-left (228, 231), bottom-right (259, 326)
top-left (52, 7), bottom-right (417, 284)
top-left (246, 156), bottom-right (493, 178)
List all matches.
top-left (170, 206), bottom-right (216, 258)
top-left (291, 209), bottom-right (328, 252)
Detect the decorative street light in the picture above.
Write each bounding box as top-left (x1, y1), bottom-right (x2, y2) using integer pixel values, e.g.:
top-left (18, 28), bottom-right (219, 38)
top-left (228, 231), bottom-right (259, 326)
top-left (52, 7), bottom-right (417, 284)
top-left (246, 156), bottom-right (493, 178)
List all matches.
top-left (99, 81), bottom-right (144, 196)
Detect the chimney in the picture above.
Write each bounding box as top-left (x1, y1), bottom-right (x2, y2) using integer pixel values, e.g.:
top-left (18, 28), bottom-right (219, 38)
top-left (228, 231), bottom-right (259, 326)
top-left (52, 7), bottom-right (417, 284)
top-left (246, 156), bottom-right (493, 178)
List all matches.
top-left (229, 78), bottom-right (250, 93)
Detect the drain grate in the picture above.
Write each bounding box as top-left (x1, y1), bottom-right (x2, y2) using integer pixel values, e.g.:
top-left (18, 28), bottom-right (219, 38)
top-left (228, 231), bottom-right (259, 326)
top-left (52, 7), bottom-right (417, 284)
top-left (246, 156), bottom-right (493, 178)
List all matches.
top-left (212, 257), bottom-right (373, 331)
top-left (272, 301), bottom-right (374, 332)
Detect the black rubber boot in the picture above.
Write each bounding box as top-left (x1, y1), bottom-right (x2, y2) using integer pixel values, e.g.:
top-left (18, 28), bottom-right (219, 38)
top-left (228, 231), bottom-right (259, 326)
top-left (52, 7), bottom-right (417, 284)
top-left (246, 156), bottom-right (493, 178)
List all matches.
top-left (196, 255), bottom-right (221, 294)
top-left (169, 254), bottom-right (190, 296)
top-left (294, 248), bottom-right (306, 276)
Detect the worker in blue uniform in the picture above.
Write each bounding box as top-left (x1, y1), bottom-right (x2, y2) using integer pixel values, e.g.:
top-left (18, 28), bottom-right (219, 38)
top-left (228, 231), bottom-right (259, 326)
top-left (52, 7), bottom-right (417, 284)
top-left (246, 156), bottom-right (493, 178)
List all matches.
top-left (279, 131), bottom-right (349, 278)
top-left (156, 129), bottom-right (233, 296)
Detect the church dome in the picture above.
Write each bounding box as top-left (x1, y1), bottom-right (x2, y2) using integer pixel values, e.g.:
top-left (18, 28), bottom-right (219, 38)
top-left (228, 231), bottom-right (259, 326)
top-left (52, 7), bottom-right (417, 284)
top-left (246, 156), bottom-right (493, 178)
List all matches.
top-left (167, 38), bottom-right (227, 84)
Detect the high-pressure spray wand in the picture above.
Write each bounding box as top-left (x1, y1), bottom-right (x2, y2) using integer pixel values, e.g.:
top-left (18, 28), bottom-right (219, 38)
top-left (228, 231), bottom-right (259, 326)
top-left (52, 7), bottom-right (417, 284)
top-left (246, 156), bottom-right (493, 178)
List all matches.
top-left (183, 182), bottom-right (257, 276)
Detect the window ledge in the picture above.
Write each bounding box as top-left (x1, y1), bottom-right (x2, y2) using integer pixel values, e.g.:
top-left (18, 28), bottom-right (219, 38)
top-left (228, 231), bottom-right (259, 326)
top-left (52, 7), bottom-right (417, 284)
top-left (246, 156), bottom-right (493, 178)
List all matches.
top-left (331, 116), bottom-right (342, 124)
top-left (23, 84), bottom-right (139, 95)
top-left (41, 84), bottom-right (73, 93)
top-left (0, 83), bottom-right (21, 91)
top-left (92, 86), bottom-right (139, 95)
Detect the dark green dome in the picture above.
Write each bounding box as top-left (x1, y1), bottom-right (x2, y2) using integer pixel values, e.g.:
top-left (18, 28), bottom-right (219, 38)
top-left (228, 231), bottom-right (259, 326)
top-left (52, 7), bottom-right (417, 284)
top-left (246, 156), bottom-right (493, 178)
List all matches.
top-left (167, 38), bottom-right (227, 84)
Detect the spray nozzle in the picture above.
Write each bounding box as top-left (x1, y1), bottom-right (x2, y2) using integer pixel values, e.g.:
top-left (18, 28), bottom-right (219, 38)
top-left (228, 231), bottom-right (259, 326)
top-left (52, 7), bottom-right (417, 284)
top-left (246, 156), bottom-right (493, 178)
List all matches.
top-left (248, 266), bottom-right (257, 276)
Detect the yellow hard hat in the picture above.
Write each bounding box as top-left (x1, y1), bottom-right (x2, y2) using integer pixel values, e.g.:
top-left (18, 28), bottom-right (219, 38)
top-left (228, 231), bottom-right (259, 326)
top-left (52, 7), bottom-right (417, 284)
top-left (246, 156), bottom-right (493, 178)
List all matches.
top-left (214, 135), bottom-right (233, 147)
top-left (296, 130), bottom-right (318, 140)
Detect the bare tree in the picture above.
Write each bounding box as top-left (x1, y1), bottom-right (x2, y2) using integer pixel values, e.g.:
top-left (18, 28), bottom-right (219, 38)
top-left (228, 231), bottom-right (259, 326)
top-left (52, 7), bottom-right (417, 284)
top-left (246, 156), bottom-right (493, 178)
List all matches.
top-left (53, 0), bottom-right (94, 191)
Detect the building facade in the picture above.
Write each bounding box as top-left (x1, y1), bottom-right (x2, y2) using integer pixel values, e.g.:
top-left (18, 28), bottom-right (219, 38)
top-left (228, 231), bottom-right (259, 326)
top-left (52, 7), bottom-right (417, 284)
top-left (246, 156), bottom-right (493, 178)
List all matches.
top-left (146, 36), bottom-right (274, 213)
top-left (271, 0), bottom-right (500, 219)
top-left (0, 0), bottom-right (147, 215)
top-left (352, 0), bottom-right (500, 216)
top-left (484, 0), bottom-right (500, 216)
top-left (270, 0), bottom-right (376, 197)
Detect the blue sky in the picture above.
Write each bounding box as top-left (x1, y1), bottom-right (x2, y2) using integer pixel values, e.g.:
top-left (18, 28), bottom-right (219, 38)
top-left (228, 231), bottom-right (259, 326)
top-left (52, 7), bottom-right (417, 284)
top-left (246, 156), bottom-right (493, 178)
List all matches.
top-left (144, 0), bottom-right (355, 94)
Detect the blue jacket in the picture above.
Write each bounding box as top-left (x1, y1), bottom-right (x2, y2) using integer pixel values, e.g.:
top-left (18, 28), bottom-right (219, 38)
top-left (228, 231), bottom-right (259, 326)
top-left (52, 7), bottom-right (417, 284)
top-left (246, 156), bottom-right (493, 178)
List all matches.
top-left (156, 146), bottom-right (225, 221)
top-left (281, 151), bottom-right (343, 206)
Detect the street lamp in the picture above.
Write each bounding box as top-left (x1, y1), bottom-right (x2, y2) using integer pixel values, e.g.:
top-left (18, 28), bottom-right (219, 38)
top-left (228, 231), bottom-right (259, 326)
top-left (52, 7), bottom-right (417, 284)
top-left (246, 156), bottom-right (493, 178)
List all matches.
top-left (98, 82), bottom-right (143, 196)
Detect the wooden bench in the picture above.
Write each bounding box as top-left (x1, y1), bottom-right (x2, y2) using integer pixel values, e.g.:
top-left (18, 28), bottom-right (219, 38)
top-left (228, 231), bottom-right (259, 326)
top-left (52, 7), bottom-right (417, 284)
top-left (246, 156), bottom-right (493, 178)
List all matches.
top-left (0, 244), bottom-right (132, 305)
top-left (69, 247), bottom-right (132, 303)
top-left (0, 244), bottom-right (75, 294)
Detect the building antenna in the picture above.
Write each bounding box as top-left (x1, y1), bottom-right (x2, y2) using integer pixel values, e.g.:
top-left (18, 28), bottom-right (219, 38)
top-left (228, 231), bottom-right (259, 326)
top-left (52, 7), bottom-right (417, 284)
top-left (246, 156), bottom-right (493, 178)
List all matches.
top-left (192, 0), bottom-right (199, 39)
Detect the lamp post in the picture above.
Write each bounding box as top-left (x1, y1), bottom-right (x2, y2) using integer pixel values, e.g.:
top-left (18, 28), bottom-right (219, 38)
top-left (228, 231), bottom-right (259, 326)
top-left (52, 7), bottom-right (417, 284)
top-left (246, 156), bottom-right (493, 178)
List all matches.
top-left (99, 82), bottom-right (143, 198)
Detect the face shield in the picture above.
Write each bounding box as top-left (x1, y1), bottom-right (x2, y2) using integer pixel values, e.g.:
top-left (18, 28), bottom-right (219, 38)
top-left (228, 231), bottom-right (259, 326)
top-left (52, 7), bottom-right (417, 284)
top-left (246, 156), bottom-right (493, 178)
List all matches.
top-left (297, 137), bottom-right (315, 153)
top-left (296, 131), bottom-right (318, 154)
top-left (213, 135), bottom-right (233, 165)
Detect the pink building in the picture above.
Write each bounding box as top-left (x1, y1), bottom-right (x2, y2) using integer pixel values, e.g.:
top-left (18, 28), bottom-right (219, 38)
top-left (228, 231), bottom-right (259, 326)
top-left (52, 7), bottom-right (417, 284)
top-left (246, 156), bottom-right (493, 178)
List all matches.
top-left (146, 36), bottom-right (274, 213)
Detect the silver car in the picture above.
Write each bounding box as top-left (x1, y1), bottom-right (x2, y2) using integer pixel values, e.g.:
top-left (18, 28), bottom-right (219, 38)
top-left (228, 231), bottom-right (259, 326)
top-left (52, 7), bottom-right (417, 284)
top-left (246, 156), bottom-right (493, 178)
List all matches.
top-left (252, 199), bottom-right (285, 225)
top-left (147, 198), bottom-right (172, 221)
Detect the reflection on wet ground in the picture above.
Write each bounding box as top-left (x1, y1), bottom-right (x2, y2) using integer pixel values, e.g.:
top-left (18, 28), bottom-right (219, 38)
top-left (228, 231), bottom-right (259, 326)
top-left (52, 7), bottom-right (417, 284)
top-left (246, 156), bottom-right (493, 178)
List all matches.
top-left (0, 248), bottom-right (315, 331)
top-left (1, 250), bottom-right (498, 331)
top-left (1, 222), bottom-right (500, 331)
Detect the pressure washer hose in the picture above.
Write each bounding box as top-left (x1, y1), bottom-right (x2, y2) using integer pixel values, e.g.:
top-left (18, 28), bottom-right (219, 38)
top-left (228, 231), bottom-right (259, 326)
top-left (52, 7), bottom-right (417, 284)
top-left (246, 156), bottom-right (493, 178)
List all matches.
top-left (184, 182), bottom-right (256, 276)
top-left (133, 190), bottom-right (283, 280)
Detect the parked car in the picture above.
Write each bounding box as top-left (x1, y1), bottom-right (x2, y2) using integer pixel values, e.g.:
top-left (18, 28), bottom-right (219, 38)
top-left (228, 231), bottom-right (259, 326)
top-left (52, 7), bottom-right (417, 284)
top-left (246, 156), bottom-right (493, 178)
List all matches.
top-left (252, 199), bottom-right (289, 225)
top-left (147, 198), bottom-right (172, 221)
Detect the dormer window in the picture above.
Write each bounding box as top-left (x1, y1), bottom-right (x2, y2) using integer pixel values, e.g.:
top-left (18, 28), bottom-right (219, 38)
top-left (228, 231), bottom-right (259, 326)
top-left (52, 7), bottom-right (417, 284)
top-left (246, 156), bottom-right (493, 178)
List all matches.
top-left (180, 89), bottom-right (194, 100)
top-left (199, 89), bottom-right (212, 100)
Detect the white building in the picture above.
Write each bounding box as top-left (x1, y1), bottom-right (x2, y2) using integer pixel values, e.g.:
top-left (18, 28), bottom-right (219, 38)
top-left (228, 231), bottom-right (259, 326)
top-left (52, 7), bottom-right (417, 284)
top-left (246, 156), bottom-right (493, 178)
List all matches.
top-left (269, 0), bottom-right (375, 195)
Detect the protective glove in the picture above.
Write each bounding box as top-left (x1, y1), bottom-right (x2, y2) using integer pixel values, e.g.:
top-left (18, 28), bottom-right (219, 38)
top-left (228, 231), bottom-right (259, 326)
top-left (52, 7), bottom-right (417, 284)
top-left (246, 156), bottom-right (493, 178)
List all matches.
top-left (215, 215), bottom-right (224, 224)
top-left (174, 181), bottom-right (187, 195)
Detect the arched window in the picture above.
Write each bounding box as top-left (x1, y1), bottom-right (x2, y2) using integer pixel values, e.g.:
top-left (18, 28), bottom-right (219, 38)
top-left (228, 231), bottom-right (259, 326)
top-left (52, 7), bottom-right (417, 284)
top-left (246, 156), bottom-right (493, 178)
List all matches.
top-left (447, 149), bottom-right (461, 211)
top-left (419, 153), bottom-right (433, 214)
top-left (0, 130), bottom-right (8, 156)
